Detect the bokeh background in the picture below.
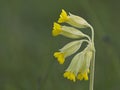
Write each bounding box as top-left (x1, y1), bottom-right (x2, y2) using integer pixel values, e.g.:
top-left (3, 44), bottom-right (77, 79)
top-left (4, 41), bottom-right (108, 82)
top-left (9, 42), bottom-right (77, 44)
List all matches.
top-left (0, 0), bottom-right (120, 90)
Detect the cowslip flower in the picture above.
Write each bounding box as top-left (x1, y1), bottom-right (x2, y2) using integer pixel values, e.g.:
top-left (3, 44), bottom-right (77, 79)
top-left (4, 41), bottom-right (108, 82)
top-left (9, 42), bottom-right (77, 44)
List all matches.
top-left (54, 40), bottom-right (83, 64)
top-left (58, 9), bottom-right (90, 28)
top-left (63, 45), bottom-right (93, 82)
top-left (52, 9), bottom-right (95, 84)
top-left (52, 22), bottom-right (87, 39)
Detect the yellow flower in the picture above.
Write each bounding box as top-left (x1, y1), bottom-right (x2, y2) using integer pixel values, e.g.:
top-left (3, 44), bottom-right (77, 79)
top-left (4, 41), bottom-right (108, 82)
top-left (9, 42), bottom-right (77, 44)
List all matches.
top-left (63, 46), bottom-right (93, 82)
top-left (52, 9), bottom-right (95, 83)
top-left (52, 22), bottom-right (87, 39)
top-left (52, 22), bottom-right (62, 36)
top-left (54, 40), bottom-right (83, 64)
top-left (58, 9), bottom-right (69, 23)
top-left (63, 71), bottom-right (76, 82)
top-left (58, 9), bottom-right (90, 28)
top-left (54, 52), bottom-right (65, 64)
top-left (77, 69), bottom-right (89, 80)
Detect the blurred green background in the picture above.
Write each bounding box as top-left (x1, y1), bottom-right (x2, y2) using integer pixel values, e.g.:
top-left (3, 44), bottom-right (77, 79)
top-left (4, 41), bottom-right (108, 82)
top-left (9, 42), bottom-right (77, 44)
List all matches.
top-left (0, 0), bottom-right (120, 90)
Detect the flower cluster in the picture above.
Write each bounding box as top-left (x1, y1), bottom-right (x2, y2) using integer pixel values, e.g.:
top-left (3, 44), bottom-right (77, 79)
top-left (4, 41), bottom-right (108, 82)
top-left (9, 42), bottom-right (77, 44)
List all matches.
top-left (52, 9), bottom-right (95, 82)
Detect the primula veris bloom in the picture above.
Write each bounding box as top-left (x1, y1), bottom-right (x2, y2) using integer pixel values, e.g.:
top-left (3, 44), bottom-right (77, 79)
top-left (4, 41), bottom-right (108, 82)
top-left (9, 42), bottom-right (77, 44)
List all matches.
top-left (52, 9), bottom-right (95, 82)
top-left (52, 22), bottom-right (86, 39)
top-left (63, 45), bottom-right (93, 82)
top-left (54, 40), bottom-right (83, 64)
top-left (58, 9), bottom-right (90, 28)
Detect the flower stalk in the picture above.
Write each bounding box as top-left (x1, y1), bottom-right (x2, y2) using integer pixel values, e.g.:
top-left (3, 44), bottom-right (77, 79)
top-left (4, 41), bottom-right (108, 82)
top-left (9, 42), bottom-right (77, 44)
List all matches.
top-left (89, 25), bottom-right (96, 90)
top-left (52, 9), bottom-right (96, 90)
top-left (89, 51), bottom-right (95, 90)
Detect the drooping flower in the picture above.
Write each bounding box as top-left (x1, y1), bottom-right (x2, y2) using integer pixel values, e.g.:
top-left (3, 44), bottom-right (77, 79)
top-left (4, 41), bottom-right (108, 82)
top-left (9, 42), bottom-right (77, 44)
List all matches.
top-left (54, 40), bottom-right (83, 64)
top-left (52, 22), bottom-right (87, 39)
top-left (58, 9), bottom-right (90, 28)
top-left (52, 9), bottom-right (95, 83)
top-left (63, 45), bottom-right (93, 81)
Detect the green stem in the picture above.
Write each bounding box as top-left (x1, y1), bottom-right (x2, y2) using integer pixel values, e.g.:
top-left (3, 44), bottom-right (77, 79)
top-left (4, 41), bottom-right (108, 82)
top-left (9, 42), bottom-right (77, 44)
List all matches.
top-left (89, 25), bottom-right (95, 90)
top-left (89, 25), bottom-right (94, 43)
top-left (89, 51), bottom-right (95, 90)
top-left (85, 34), bottom-right (92, 42)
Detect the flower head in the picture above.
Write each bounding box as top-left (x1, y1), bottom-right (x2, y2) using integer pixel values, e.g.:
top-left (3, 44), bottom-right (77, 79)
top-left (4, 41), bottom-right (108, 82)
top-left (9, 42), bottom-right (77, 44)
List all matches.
top-left (54, 40), bottom-right (83, 64)
top-left (58, 9), bottom-right (90, 28)
top-left (63, 45), bottom-right (93, 81)
top-left (52, 9), bottom-right (95, 83)
top-left (52, 22), bottom-right (87, 39)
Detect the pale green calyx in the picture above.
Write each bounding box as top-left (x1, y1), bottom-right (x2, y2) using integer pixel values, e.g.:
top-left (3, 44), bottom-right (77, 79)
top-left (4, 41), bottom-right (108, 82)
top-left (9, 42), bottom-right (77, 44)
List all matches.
top-left (61, 26), bottom-right (86, 39)
top-left (52, 22), bottom-right (89, 39)
top-left (59, 40), bottom-right (83, 57)
top-left (65, 44), bottom-right (93, 75)
top-left (66, 13), bottom-right (90, 28)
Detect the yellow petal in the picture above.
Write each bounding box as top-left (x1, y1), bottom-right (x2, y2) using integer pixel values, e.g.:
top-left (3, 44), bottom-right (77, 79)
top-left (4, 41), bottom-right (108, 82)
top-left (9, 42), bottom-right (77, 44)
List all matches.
top-left (58, 9), bottom-right (69, 23)
top-left (77, 73), bottom-right (84, 80)
top-left (54, 52), bottom-right (65, 64)
top-left (83, 72), bottom-right (89, 80)
top-left (63, 71), bottom-right (76, 82)
top-left (52, 22), bottom-right (62, 36)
